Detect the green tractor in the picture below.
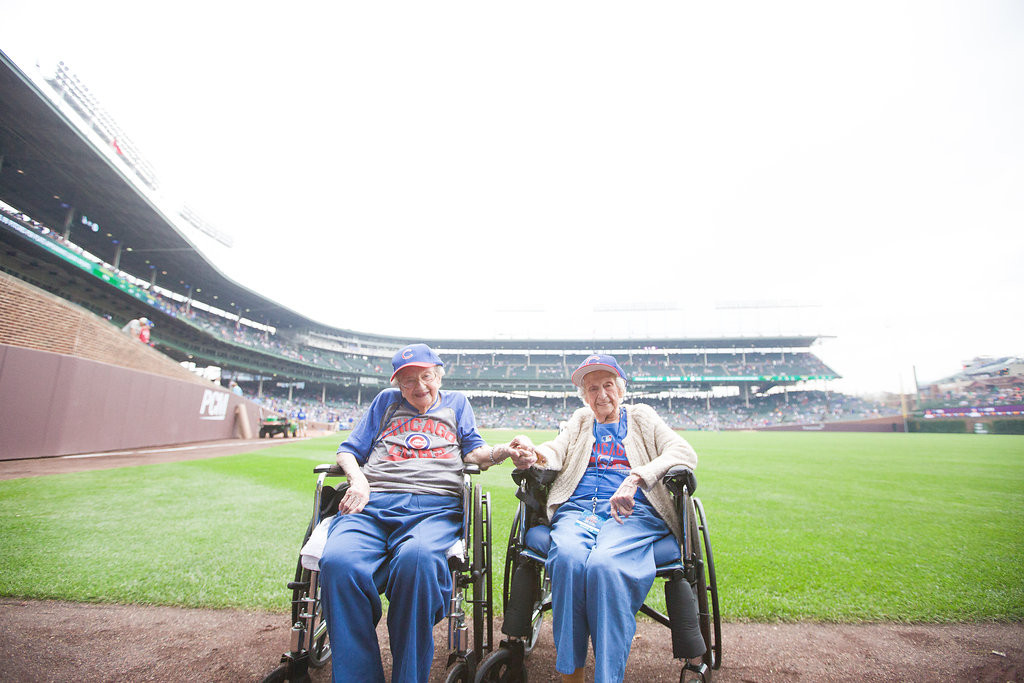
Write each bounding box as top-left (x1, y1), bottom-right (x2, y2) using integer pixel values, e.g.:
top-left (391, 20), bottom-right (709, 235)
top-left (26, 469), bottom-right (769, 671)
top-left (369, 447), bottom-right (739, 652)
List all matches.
top-left (259, 414), bottom-right (298, 438)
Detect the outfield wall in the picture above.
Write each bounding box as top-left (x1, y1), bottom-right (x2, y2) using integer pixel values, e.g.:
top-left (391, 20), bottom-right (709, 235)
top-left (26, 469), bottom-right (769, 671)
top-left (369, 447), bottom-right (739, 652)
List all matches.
top-left (0, 272), bottom-right (262, 460)
top-left (756, 415), bottom-right (905, 432)
top-left (0, 343), bottom-right (261, 460)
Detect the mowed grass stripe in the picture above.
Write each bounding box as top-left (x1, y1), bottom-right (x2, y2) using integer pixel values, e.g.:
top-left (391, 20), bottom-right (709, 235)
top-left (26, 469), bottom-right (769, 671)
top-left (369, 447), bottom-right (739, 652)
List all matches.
top-left (0, 431), bottom-right (1021, 621)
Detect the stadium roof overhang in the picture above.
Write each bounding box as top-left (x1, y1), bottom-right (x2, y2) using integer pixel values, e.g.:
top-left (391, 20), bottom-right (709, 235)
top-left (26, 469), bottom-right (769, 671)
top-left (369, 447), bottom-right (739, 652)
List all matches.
top-left (0, 52), bottom-right (838, 367)
top-left (0, 50), bottom-right (311, 329)
top-left (424, 335), bottom-right (823, 352)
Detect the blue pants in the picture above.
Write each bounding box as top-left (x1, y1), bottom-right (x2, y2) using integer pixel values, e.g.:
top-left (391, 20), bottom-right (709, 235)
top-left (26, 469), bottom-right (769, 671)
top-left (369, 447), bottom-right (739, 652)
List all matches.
top-left (319, 492), bottom-right (462, 683)
top-left (546, 497), bottom-right (671, 682)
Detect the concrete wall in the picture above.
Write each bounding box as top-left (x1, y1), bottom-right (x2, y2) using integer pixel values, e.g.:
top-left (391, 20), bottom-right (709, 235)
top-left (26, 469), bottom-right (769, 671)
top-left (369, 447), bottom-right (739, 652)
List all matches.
top-left (0, 272), bottom-right (261, 460)
top-left (0, 344), bottom-right (261, 460)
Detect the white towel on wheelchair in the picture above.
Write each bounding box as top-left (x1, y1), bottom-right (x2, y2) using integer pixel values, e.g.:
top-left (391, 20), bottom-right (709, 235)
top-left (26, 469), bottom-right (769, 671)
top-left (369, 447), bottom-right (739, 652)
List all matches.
top-left (300, 517), bottom-right (467, 571)
top-left (300, 518), bottom-right (332, 570)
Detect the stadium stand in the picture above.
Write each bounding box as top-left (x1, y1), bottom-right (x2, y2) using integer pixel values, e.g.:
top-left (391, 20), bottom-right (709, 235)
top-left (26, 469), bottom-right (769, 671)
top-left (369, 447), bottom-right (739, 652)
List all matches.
top-left (0, 269), bottom-right (208, 386)
top-left (3, 189), bottom-right (885, 438)
top-left (912, 356), bottom-right (1024, 428)
top-left (1, 196), bottom-right (881, 420)
top-left (0, 50), bottom-right (906, 460)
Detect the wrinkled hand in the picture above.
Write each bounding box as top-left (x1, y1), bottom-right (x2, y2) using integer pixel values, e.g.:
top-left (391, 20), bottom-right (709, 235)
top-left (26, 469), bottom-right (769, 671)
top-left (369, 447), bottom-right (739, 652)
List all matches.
top-left (609, 474), bottom-right (642, 524)
top-left (338, 473), bottom-right (370, 515)
top-left (508, 445), bottom-right (537, 470)
top-left (509, 435), bottom-right (547, 468)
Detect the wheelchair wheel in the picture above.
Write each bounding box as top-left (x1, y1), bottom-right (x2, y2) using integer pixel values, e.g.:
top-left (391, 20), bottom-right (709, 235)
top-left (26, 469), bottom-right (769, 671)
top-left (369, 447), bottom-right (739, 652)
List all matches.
top-left (680, 661), bottom-right (710, 683)
top-left (686, 498), bottom-right (719, 675)
top-left (471, 483), bottom-right (493, 656)
top-left (475, 646), bottom-right (527, 683)
top-left (694, 497), bottom-right (721, 670)
top-left (260, 662), bottom-right (311, 683)
top-left (445, 660), bottom-right (469, 683)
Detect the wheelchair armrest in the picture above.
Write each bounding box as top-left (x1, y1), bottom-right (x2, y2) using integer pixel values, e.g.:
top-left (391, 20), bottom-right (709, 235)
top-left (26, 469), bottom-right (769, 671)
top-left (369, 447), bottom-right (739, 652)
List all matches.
top-left (663, 466), bottom-right (697, 496)
top-left (511, 467), bottom-right (559, 487)
top-left (512, 467), bottom-right (559, 517)
top-left (464, 464), bottom-right (481, 476)
top-left (314, 463), bottom-right (345, 475)
top-left (319, 482), bottom-right (350, 518)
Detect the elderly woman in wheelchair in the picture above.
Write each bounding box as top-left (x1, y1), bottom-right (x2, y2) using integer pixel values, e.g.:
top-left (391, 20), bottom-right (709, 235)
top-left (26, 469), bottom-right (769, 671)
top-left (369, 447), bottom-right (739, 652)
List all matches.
top-left (295, 343), bottom-right (532, 683)
top-left (496, 354), bottom-right (711, 683)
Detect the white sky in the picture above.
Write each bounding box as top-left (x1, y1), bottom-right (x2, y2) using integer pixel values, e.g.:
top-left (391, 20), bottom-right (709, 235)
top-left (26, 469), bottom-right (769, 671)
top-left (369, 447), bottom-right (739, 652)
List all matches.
top-left (2, 1), bottom-right (1022, 395)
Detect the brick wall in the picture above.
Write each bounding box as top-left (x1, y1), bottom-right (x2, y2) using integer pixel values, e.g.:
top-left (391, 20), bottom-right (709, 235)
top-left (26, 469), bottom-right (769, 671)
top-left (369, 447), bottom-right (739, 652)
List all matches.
top-left (0, 270), bottom-right (207, 386)
top-left (0, 272), bottom-right (265, 459)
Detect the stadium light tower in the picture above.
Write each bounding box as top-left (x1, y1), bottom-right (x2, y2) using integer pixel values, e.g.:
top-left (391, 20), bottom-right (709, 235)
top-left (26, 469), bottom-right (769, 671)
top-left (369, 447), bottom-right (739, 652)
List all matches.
top-left (715, 300), bottom-right (822, 337)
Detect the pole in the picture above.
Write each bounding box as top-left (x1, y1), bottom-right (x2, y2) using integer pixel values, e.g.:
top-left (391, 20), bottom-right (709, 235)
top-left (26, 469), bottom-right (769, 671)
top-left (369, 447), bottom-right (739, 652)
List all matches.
top-left (899, 374), bottom-right (909, 433)
top-left (63, 206), bottom-right (75, 239)
top-left (912, 365), bottom-right (921, 412)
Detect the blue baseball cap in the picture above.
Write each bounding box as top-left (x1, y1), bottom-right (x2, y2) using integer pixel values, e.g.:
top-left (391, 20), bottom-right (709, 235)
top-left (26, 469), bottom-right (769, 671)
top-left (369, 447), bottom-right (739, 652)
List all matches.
top-left (571, 354), bottom-right (626, 387)
top-left (140, 317), bottom-right (154, 327)
top-left (390, 343), bottom-right (444, 382)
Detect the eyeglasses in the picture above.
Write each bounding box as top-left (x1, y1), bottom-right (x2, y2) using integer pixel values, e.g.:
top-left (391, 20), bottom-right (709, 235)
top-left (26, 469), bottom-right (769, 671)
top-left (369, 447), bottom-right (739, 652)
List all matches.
top-left (398, 370), bottom-right (440, 389)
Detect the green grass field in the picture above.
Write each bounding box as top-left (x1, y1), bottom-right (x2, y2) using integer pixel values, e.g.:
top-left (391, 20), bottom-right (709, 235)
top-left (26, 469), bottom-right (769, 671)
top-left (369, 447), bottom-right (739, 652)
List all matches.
top-left (1, 431), bottom-right (1021, 622)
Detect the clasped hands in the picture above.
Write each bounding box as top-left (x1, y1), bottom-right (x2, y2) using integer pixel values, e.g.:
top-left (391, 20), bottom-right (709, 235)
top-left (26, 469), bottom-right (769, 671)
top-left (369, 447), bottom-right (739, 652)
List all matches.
top-left (506, 435), bottom-right (546, 469)
top-left (508, 435), bottom-right (641, 524)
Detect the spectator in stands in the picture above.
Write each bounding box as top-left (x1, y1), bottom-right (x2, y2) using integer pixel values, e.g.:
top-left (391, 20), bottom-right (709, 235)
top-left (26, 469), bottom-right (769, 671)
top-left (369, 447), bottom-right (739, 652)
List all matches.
top-left (318, 343), bottom-right (533, 683)
top-left (229, 381), bottom-right (243, 396)
top-left (138, 319), bottom-right (152, 344)
top-left (121, 317), bottom-right (153, 343)
top-left (121, 317), bottom-right (142, 337)
top-left (509, 354), bottom-right (700, 683)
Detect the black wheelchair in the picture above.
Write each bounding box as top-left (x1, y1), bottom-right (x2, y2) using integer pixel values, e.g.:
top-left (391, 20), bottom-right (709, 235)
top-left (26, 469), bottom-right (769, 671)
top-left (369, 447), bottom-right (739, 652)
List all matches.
top-left (475, 466), bottom-right (721, 683)
top-left (261, 463), bottom-right (495, 683)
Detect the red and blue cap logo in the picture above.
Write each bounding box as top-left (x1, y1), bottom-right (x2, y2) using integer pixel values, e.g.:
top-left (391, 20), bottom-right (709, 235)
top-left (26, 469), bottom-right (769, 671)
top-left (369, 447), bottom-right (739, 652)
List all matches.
top-left (390, 343), bottom-right (444, 382)
top-left (570, 354), bottom-right (625, 387)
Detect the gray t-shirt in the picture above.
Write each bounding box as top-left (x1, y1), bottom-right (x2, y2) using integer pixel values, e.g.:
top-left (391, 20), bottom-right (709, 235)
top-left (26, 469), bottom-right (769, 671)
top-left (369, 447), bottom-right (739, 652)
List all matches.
top-left (338, 389), bottom-right (487, 497)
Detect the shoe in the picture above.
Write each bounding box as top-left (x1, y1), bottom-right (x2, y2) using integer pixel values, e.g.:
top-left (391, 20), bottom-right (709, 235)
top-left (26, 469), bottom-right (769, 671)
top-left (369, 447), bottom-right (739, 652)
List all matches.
top-left (561, 668), bottom-right (584, 683)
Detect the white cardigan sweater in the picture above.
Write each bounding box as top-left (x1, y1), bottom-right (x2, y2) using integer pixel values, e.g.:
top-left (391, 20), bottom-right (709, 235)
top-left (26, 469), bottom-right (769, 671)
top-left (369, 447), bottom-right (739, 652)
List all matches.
top-left (536, 403), bottom-right (698, 543)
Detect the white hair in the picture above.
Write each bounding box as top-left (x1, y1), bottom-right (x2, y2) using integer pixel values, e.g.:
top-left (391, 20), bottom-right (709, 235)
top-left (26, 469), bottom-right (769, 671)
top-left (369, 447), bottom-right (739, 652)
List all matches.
top-left (391, 365), bottom-right (445, 388)
top-left (576, 374), bottom-right (627, 404)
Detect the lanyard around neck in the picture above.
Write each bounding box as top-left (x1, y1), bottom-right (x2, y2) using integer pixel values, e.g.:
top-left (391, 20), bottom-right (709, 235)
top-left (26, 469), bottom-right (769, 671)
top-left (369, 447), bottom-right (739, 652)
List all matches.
top-left (589, 407), bottom-right (626, 510)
